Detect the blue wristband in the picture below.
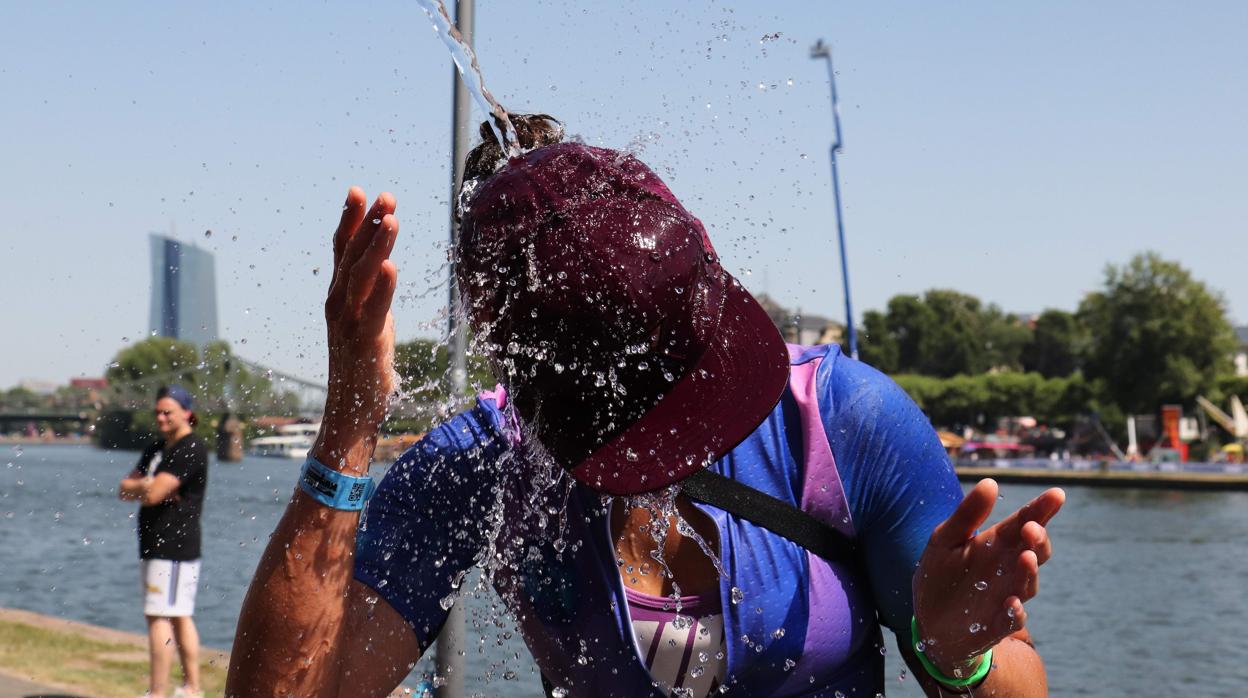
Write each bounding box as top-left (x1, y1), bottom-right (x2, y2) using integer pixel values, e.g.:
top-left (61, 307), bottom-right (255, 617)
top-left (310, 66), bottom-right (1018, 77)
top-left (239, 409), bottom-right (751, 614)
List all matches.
top-left (299, 456), bottom-right (375, 511)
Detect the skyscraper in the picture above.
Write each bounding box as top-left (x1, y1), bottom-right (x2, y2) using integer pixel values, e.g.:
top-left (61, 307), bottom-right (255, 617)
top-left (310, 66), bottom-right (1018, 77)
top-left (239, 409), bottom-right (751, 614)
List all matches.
top-left (149, 234), bottom-right (219, 346)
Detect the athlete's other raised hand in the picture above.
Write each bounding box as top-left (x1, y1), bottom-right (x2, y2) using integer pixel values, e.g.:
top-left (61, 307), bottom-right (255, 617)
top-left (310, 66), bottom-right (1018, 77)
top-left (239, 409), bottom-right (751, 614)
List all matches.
top-left (314, 186), bottom-right (399, 474)
top-left (912, 478), bottom-right (1064, 681)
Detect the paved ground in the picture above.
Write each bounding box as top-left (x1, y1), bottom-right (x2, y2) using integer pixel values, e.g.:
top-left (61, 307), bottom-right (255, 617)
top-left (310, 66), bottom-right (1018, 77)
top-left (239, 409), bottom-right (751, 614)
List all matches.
top-left (0, 670), bottom-right (84, 698)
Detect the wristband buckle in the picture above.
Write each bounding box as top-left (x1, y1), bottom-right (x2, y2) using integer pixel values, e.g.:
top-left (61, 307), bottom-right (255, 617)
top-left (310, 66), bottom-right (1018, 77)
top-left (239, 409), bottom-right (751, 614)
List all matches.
top-left (299, 456), bottom-right (376, 511)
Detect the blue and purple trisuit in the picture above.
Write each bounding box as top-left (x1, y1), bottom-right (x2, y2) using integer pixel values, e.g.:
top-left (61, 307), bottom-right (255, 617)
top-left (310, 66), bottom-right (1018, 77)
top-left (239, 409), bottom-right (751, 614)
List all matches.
top-left (355, 344), bottom-right (964, 697)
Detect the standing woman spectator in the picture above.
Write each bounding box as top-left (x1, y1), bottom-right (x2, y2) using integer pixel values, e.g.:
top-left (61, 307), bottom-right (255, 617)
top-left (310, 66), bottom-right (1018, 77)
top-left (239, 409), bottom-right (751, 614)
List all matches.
top-left (119, 384), bottom-right (208, 698)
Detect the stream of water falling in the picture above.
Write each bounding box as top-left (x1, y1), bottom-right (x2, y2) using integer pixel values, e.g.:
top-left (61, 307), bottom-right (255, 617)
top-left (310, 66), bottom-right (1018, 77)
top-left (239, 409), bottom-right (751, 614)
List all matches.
top-left (414, 0), bottom-right (519, 154)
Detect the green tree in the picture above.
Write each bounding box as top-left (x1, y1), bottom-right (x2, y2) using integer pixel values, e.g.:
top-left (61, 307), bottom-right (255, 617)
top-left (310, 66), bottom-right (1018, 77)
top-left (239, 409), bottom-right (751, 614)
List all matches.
top-left (859, 310), bottom-right (898, 373)
top-left (1078, 252), bottom-right (1236, 414)
top-left (99, 337), bottom-right (299, 447)
top-left (887, 294), bottom-right (938, 373)
top-left (106, 337), bottom-right (201, 404)
top-left (895, 372), bottom-right (1094, 430)
top-left (388, 338), bottom-right (496, 433)
top-left (917, 290), bottom-right (984, 376)
top-left (1021, 309), bottom-right (1086, 378)
top-left (1, 386), bottom-right (44, 410)
top-left (979, 305), bottom-right (1032, 373)
top-left (861, 290), bottom-right (1032, 377)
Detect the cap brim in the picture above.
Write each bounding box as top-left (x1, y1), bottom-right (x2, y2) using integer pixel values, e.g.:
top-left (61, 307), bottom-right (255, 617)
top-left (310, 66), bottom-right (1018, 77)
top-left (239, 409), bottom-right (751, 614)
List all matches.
top-left (569, 277), bottom-right (790, 495)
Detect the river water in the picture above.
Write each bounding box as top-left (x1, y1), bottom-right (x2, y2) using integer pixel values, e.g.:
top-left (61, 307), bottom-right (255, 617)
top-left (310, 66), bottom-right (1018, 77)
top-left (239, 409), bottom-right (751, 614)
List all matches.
top-left (1, 444), bottom-right (1245, 696)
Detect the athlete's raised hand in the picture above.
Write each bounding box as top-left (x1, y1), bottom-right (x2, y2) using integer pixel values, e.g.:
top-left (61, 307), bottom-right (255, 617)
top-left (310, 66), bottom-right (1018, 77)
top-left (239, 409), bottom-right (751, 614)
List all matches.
top-left (313, 186), bottom-right (399, 473)
top-left (912, 479), bottom-right (1064, 678)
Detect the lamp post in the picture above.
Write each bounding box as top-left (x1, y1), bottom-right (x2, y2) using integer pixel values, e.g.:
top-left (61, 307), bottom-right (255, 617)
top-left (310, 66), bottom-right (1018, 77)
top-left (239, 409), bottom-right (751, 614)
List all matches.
top-left (810, 39), bottom-right (859, 360)
top-left (438, 3), bottom-right (471, 696)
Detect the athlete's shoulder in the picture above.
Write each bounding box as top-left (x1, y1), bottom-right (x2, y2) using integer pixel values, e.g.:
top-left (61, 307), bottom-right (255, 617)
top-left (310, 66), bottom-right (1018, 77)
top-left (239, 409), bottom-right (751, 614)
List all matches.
top-left (802, 345), bottom-right (914, 422)
top-left (392, 391), bottom-right (512, 469)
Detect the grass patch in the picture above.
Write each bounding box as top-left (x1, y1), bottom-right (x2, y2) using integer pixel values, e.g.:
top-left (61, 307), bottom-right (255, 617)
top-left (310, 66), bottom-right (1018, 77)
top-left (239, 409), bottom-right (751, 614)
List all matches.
top-left (0, 619), bottom-right (227, 697)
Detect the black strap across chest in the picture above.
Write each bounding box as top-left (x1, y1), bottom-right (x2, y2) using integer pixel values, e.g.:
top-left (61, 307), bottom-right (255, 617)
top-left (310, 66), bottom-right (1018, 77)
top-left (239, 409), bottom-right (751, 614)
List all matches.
top-left (679, 468), bottom-right (857, 565)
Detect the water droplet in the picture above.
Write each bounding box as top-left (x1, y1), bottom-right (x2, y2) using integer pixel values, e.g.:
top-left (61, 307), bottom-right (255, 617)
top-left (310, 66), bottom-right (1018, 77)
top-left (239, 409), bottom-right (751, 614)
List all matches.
top-left (974, 580), bottom-right (988, 591)
top-left (730, 587), bottom-right (744, 604)
top-left (969, 622), bottom-right (983, 633)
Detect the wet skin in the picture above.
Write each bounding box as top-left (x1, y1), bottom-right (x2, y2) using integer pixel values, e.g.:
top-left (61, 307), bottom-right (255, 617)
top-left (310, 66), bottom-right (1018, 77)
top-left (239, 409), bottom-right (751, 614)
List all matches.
top-left (611, 495), bottom-right (721, 599)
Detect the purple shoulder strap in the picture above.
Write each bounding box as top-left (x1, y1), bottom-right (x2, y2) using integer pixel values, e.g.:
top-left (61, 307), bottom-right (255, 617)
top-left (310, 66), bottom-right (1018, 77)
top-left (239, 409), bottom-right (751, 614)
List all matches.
top-left (680, 345), bottom-right (858, 562)
top-left (786, 344), bottom-right (856, 538)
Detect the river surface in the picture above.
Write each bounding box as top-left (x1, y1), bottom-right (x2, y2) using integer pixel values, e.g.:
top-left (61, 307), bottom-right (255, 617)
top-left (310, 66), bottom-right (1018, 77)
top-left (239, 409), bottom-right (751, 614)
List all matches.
top-left (2, 444), bottom-right (1245, 696)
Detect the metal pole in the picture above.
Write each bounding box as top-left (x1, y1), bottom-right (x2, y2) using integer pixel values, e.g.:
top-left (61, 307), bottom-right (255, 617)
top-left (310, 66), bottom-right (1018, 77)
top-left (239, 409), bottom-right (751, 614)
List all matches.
top-left (436, 1), bottom-right (472, 694)
top-left (810, 40), bottom-right (859, 360)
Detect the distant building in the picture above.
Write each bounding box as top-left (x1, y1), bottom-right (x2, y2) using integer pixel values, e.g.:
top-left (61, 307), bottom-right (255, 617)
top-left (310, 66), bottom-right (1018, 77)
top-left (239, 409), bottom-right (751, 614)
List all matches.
top-left (149, 234), bottom-right (219, 346)
top-left (1235, 326), bottom-right (1248, 377)
top-left (755, 293), bottom-right (844, 346)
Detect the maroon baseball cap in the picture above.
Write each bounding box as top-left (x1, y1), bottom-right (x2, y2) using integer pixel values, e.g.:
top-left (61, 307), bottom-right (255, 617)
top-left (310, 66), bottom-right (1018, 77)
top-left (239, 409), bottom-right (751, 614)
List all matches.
top-left (458, 142), bottom-right (789, 495)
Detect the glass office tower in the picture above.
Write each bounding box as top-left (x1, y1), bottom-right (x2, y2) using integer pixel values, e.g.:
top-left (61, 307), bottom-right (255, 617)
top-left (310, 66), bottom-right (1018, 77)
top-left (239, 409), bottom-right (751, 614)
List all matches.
top-left (149, 234), bottom-right (219, 346)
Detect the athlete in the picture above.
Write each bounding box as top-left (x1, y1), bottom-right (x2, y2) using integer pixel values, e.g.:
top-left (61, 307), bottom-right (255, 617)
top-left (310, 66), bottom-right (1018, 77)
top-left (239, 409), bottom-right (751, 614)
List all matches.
top-left (227, 116), bottom-right (1063, 697)
top-left (119, 384), bottom-right (208, 698)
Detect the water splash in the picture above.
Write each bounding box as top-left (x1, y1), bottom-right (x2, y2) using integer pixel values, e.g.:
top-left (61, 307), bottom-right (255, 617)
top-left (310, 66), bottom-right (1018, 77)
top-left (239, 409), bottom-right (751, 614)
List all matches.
top-left (414, 0), bottom-right (519, 154)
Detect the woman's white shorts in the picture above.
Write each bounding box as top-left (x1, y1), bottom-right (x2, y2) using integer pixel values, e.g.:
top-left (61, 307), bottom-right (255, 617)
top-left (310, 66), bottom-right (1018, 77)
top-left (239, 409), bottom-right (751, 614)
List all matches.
top-left (141, 559), bottom-right (201, 617)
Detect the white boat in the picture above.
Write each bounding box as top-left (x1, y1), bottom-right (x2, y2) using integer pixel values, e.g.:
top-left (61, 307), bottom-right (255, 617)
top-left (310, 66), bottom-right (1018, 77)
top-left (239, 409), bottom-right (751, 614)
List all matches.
top-left (248, 422), bottom-right (320, 460)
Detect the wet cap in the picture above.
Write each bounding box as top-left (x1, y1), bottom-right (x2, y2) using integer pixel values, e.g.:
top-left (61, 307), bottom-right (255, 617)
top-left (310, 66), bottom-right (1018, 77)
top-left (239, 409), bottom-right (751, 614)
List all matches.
top-left (459, 142), bottom-right (789, 495)
top-left (157, 385), bottom-right (194, 412)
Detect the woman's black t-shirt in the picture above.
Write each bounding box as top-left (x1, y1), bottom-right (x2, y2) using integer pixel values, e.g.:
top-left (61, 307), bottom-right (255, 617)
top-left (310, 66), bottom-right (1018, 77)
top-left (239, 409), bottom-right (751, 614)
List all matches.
top-left (136, 434), bottom-right (208, 561)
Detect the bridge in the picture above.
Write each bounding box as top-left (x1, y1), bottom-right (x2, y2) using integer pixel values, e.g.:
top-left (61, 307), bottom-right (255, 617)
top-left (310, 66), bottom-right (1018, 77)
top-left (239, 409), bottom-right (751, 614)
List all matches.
top-left (1, 353), bottom-right (444, 436)
top-left (0, 410), bottom-right (96, 433)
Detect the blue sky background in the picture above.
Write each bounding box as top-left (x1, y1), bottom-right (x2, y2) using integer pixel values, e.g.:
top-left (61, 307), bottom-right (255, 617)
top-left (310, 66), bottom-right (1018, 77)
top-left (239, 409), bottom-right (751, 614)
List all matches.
top-left (2, 1), bottom-right (1245, 388)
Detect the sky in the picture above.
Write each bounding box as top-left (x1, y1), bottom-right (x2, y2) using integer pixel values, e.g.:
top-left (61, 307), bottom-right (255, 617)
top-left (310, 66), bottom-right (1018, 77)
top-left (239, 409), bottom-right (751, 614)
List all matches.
top-left (1, 1), bottom-right (1246, 388)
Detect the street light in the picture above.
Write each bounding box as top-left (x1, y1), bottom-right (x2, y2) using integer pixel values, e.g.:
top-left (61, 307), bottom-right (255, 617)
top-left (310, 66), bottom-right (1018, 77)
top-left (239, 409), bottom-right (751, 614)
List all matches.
top-left (810, 39), bottom-right (859, 360)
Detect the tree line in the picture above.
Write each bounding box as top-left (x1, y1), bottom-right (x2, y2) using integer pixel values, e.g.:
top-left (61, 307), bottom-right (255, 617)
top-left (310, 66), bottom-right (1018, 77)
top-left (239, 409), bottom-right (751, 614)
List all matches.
top-left (30, 251), bottom-right (1238, 450)
top-left (95, 338), bottom-right (301, 449)
top-left (857, 252), bottom-right (1245, 436)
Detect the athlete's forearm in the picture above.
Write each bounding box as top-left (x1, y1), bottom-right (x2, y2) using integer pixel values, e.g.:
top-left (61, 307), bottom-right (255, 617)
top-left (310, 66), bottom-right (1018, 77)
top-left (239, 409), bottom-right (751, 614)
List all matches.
top-left (906, 634), bottom-right (1047, 698)
top-left (225, 438), bottom-right (372, 696)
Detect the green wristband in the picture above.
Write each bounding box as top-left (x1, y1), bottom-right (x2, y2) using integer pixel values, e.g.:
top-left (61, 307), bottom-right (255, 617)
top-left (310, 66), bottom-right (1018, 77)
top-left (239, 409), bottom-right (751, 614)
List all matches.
top-left (910, 616), bottom-right (993, 688)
